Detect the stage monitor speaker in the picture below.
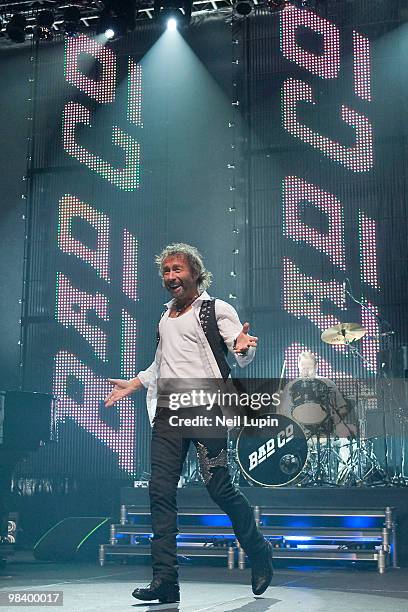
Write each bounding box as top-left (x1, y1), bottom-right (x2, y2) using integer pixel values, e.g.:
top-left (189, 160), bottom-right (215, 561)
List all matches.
top-left (33, 517), bottom-right (111, 562)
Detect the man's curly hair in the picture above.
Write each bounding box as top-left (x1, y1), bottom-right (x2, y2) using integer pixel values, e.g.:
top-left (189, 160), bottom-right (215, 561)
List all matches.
top-left (155, 243), bottom-right (213, 292)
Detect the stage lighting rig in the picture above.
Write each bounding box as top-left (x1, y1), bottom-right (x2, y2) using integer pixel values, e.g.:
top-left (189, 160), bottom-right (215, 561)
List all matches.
top-left (267, 0), bottom-right (316, 11)
top-left (233, 0), bottom-right (311, 18)
top-left (234, 0), bottom-right (253, 17)
top-left (97, 0), bottom-right (137, 38)
top-left (0, 0), bottom-right (231, 45)
top-left (267, 0), bottom-right (286, 9)
top-left (5, 13), bottom-right (27, 43)
top-left (62, 6), bottom-right (82, 36)
top-left (154, 0), bottom-right (193, 28)
top-left (34, 10), bottom-right (55, 40)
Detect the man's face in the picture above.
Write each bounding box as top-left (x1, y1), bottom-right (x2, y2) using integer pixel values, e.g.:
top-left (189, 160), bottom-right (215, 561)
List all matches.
top-left (162, 255), bottom-right (198, 302)
top-left (298, 356), bottom-right (317, 379)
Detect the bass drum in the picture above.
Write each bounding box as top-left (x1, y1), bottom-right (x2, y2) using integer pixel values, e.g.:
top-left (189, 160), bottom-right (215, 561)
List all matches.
top-left (236, 414), bottom-right (308, 487)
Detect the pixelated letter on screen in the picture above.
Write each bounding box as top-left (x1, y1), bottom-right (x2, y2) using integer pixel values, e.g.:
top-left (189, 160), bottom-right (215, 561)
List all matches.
top-left (56, 273), bottom-right (109, 361)
top-left (283, 257), bottom-right (345, 331)
top-left (58, 194), bottom-right (110, 281)
top-left (53, 351), bottom-right (135, 473)
top-left (283, 176), bottom-right (345, 270)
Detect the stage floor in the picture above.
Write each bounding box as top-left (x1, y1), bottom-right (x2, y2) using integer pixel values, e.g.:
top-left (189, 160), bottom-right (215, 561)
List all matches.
top-left (1, 553), bottom-right (407, 611)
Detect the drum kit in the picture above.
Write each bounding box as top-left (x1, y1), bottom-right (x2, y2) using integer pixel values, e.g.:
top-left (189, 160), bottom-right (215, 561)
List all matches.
top-left (181, 320), bottom-right (407, 488)
top-left (233, 322), bottom-right (391, 488)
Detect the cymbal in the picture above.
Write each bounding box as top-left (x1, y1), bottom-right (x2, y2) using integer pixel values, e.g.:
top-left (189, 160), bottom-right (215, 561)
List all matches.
top-left (321, 322), bottom-right (367, 345)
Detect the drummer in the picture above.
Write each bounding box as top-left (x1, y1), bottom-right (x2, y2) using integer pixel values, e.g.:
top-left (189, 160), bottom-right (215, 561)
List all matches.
top-left (278, 351), bottom-right (354, 437)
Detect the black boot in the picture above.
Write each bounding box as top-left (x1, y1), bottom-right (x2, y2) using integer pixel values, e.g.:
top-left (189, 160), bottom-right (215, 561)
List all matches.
top-left (251, 540), bottom-right (274, 596)
top-left (132, 577), bottom-right (180, 603)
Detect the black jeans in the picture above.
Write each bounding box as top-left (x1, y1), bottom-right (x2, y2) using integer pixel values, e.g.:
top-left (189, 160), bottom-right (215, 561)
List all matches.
top-left (149, 405), bottom-right (267, 582)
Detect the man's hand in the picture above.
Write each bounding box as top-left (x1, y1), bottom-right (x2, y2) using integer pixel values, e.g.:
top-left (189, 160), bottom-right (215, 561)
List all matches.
top-left (234, 322), bottom-right (258, 354)
top-left (104, 378), bottom-right (141, 407)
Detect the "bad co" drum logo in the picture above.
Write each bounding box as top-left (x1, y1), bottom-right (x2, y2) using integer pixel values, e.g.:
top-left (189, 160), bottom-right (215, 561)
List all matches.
top-left (236, 414), bottom-right (308, 487)
top-left (249, 424), bottom-right (294, 471)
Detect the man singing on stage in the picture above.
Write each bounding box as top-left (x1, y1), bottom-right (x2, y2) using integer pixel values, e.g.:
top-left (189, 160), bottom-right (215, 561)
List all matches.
top-left (105, 243), bottom-right (273, 604)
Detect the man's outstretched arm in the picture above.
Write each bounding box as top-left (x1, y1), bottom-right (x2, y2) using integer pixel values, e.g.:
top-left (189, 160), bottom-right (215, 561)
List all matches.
top-left (233, 321), bottom-right (258, 355)
top-left (104, 377), bottom-right (143, 407)
top-left (104, 360), bottom-right (157, 407)
top-left (215, 301), bottom-right (257, 367)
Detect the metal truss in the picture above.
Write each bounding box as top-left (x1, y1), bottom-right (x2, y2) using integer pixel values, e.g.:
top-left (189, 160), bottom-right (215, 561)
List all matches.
top-left (0, 0), bottom-right (234, 46)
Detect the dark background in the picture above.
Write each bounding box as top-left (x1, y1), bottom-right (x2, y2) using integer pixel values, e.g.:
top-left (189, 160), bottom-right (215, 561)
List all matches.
top-left (0, 48), bottom-right (30, 391)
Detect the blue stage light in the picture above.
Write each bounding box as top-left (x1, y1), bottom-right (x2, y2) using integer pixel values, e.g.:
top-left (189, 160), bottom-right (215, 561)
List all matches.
top-left (343, 516), bottom-right (379, 529)
top-left (200, 515), bottom-right (232, 528)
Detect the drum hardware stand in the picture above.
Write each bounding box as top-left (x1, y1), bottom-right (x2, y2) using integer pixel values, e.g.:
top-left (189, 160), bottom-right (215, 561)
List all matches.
top-left (332, 389), bottom-right (387, 487)
top-left (314, 429), bottom-right (325, 486)
top-left (337, 437), bottom-right (389, 487)
top-left (304, 422), bottom-right (340, 487)
top-left (307, 384), bottom-right (346, 486)
top-left (321, 275), bottom-right (398, 485)
top-left (320, 315), bottom-right (390, 486)
top-left (308, 429), bottom-right (326, 486)
top-left (327, 394), bottom-right (356, 484)
top-left (342, 337), bottom-right (391, 486)
top-left (344, 280), bottom-right (396, 485)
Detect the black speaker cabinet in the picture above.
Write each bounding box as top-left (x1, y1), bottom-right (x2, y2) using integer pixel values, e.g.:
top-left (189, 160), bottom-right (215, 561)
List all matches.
top-left (378, 347), bottom-right (408, 378)
top-left (33, 517), bottom-right (111, 562)
top-left (0, 391), bottom-right (55, 450)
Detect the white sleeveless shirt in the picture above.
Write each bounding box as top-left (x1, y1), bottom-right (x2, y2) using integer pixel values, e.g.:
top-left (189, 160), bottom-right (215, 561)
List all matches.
top-left (159, 309), bottom-right (204, 379)
top-left (157, 309), bottom-right (213, 407)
